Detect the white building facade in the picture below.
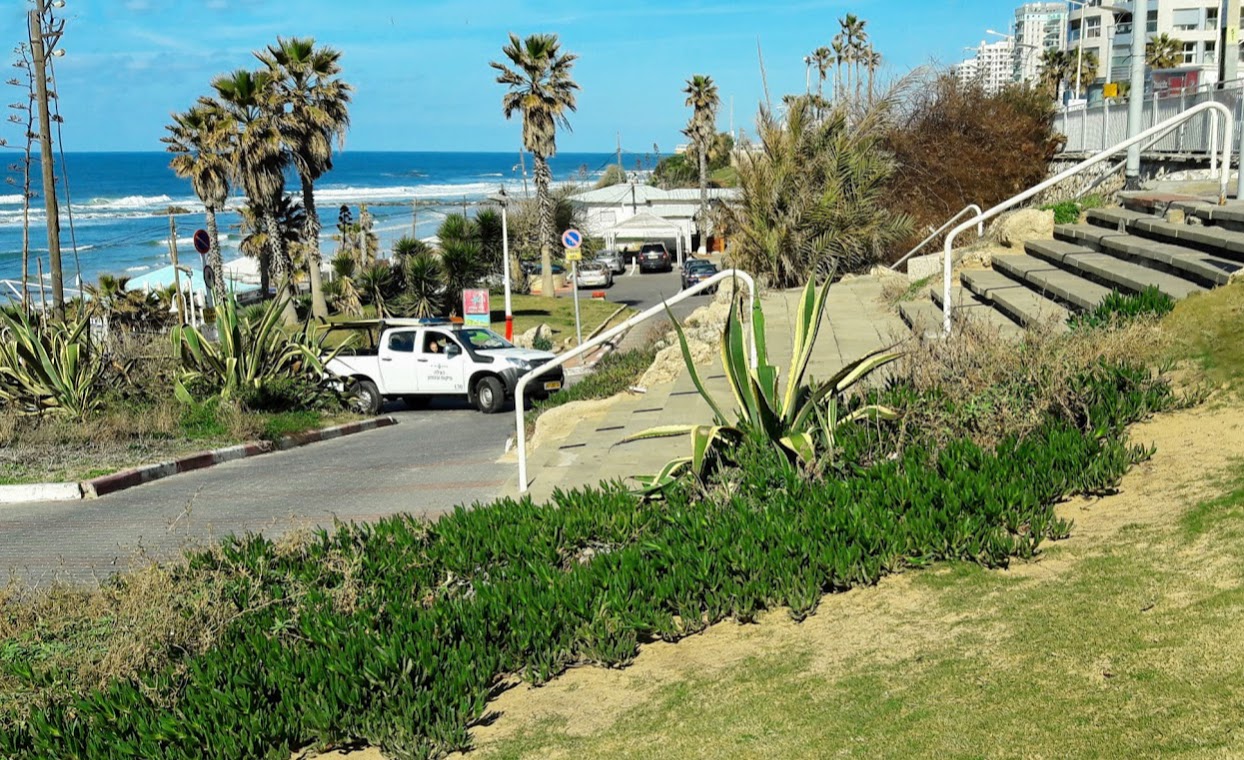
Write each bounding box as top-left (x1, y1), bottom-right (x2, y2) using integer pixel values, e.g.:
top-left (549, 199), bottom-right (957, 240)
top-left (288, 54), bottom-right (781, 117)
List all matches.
top-left (1065, 0), bottom-right (1242, 96)
top-left (1014, 2), bottom-right (1069, 83)
top-left (958, 38), bottom-right (1018, 93)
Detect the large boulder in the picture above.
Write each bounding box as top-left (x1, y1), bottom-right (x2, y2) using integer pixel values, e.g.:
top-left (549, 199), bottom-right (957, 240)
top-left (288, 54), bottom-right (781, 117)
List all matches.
top-left (514, 323), bottom-right (552, 349)
top-left (990, 208), bottom-right (1055, 248)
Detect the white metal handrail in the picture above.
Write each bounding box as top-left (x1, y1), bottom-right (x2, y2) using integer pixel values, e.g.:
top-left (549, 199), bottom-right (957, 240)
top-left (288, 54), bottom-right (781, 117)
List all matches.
top-left (941, 100), bottom-right (1234, 335)
top-left (512, 268), bottom-right (757, 494)
top-left (889, 204), bottom-right (984, 273)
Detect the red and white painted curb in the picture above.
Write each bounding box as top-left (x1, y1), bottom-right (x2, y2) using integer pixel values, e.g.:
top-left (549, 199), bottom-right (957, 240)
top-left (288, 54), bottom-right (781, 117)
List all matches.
top-left (0, 416), bottom-right (397, 505)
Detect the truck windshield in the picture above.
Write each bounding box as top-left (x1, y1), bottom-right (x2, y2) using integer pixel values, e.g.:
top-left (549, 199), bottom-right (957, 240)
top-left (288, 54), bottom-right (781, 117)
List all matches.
top-left (458, 328), bottom-right (513, 350)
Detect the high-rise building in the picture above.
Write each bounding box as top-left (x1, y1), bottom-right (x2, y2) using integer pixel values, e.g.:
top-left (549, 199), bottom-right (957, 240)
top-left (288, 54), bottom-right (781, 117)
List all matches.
top-left (957, 38), bottom-right (1018, 94)
top-left (1014, 2), bottom-right (1069, 83)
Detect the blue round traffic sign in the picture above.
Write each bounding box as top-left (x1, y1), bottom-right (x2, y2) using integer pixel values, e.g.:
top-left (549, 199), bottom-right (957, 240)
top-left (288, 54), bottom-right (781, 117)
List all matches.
top-left (561, 228), bottom-right (582, 249)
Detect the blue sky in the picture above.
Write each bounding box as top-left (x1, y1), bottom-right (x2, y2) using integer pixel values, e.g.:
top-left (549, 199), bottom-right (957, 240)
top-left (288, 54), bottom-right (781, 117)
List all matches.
top-left (1, 0), bottom-right (1013, 154)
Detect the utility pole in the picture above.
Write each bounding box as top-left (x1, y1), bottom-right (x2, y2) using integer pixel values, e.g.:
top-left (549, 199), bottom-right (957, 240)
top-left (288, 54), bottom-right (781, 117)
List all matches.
top-left (28, 0), bottom-right (63, 318)
top-left (1124, 3), bottom-right (1147, 189)
top-left (411, 199), bottom-right (417, 237)
top-left (616, 131), bottom-right (623, 174)
top-left (1221, 0), bottom-right (1241, 85)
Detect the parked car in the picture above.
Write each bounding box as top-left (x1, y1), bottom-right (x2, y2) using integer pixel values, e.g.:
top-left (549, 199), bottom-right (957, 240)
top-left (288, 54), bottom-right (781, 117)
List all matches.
top-left (324, 319), bottom-right (563, 415)
top-left (595, 249), bottom-right (625, 273)
top-left (681, 259), bottom-right (720, 293)
top-left (520, 260), bottom-right (566, 276)
top-left (638, 242), bottom-right (673, 273)
top-left (574, 260), bottom-right (614, 288)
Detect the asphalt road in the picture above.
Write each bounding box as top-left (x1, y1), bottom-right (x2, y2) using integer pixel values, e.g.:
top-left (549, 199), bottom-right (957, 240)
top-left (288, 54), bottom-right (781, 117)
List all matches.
top-left (2, 267), bottom-right (710, 586)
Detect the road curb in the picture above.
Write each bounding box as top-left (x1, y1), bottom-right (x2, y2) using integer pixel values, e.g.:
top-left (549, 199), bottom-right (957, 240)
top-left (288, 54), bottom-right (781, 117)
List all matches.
top-left (0, 416), bottom-right (398, 505)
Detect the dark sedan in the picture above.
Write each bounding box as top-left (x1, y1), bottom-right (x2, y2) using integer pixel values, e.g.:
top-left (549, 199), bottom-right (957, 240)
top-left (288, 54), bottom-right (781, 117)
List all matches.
top-left (681, 259), bottom-right (720, 293)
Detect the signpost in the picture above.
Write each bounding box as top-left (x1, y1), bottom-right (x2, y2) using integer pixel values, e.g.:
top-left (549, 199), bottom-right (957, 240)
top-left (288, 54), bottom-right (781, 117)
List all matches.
top-left (462, 288), bottom-right (491, 327)
top-left (561, 229), bottom-right (584, 345)
top-left (192, 229), bottom-right (213, 308)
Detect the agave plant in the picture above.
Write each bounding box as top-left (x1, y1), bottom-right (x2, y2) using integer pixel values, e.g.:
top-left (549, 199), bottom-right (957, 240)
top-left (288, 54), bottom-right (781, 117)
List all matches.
top-left (0, 309), bottom-right (103, 418)
top-left (625, 278), bottom-right (901, 494)
top-left (171, 289), bottom-right (338, 400)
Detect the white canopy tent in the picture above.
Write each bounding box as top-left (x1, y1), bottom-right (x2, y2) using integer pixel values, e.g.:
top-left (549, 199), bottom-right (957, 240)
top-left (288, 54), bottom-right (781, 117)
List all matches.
top-left (601, 211), bottom-right (691, 265)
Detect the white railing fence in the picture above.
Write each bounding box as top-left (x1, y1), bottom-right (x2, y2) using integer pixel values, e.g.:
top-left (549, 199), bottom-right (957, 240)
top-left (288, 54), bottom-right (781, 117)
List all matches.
top-left (1056, 79), bottom-right (1244, 155)
top-left (890, 204), bottom-right (984, 273)
top-left (943, 100), bottom-right (1235, 336)
top-left (512, 269), bottom-right (757, 494)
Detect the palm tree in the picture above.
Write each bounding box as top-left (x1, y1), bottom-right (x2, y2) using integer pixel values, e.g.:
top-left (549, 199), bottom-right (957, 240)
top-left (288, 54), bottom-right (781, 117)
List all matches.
top-left (211, 68), bottom-right (297, 323)
top-left (840, 15), bottom-right (868, 103)
top-left (491, 33), bottom-right (580, 299)
top-left (812, 46), bottom-right (833, 98)
top-left (1066, 50), bottom-right (1099, 96)
top-left (683, 75), bottom-right (719, 248)
top-left (258, 37), bottom-right (353, 322)
top-left (864, 48), bottom-right (882, 103)
top-left (1038, 48), bottom-right (1068, 98)
top-left (1146, 33), bottom-right (1184, 70)
top-left (831, 37), bottom-right (847, 104)
top-left (726, 94), bottom-right (911, 286)
top-left (162, 103), bottom-right (231, 303)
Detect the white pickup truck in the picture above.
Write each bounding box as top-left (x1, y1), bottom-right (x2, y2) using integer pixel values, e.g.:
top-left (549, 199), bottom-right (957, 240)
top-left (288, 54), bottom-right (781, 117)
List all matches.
top-left (324, 319), bottom-right (564, 414)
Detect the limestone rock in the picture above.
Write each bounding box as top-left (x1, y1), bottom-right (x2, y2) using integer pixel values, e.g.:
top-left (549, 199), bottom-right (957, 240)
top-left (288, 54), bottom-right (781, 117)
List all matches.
top-left (514, 323), bottom-right (552, 349)
top-left (990, 209), bottom-right (1055, 248)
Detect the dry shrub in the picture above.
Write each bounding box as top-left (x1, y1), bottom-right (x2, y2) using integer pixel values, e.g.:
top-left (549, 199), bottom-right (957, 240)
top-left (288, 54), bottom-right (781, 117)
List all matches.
top-left (884, 75), bottom-right (1065, 263)
top-left (886, 315), bottom-right (1174, 451)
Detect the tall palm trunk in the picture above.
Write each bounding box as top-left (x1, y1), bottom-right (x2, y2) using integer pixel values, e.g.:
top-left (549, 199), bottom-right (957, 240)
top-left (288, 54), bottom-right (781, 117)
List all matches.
top-left (868, 67), bottom-right (875, 104)
top-left (204, 205), bottom-right (227, 303)
top-left (300, 174), bottom-right (328, 320)
top-left (533, 153), bottom-right (554, 298)
top-left (698, 143), bottom-right (709, 251)
top-left (264, 210), bottom-right (298, 324)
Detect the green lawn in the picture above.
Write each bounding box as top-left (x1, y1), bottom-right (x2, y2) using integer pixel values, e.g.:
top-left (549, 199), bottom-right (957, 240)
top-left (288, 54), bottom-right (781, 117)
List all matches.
top-left (495, 293), bottom-right (629, 345)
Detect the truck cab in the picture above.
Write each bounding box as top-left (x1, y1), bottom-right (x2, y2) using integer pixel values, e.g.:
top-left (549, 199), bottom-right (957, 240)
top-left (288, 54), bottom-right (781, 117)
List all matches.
top-left (325, 319), bottom-right (563, 415)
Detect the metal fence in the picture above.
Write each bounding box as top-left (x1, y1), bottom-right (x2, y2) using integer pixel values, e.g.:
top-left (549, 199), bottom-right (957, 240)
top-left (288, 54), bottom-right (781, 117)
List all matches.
top-left (1055, 80), bottom-right (1244, 156)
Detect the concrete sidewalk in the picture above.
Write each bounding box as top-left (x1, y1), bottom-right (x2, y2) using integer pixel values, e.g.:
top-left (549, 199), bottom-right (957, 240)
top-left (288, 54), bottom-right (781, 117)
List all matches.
top-left (505, 276), bottom-right (904, 501)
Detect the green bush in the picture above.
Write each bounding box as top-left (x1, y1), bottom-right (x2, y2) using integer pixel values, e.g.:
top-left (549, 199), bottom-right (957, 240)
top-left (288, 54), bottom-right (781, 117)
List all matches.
top-left (532, 335), bottom-right (553, 352)
top-left (0, 360), bottom-right (1173, 760)
top-left (1040, 196), bottom-right (1103, 226)
top-left (1070, 286), bottom-right (1175, 331)
top-left (260, 410), bottom-right (325, 442)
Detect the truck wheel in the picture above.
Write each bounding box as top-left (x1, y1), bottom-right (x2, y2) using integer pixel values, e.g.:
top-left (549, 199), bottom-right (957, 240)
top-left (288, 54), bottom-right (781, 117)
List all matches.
top-left (474, 376), bottom-right (506, 414)
top-left (348, 378), bottom-right (381, 416)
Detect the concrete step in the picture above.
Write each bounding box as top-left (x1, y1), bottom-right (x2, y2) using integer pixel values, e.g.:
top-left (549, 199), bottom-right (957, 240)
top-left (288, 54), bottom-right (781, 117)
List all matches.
top-left (930, 285), bottom-right (1023, 337)
top-left (991, 253), bottom-right (1113, 311)
top-left (898, 300), bottom-right (944, 337)
top-left (1057, 224), bottom-right (1241, 287)
top-left (1085, 206), bottom-right (1153, 231)
top-left (1127, 216), bottom-right (1244, 262)
top-left (960, 268), bottom-right (1071, 329)
top-left (1025, 239), bottom-right (1206, 301)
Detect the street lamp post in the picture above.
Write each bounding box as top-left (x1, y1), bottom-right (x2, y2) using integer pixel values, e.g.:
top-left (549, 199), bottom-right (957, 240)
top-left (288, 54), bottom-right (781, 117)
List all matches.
top-left (490, 187), bottom-right (515, 341)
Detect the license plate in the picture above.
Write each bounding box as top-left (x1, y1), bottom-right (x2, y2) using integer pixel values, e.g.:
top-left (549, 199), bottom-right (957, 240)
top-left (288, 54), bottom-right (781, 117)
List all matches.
top-left (544, 381), bottom-right (562, 391)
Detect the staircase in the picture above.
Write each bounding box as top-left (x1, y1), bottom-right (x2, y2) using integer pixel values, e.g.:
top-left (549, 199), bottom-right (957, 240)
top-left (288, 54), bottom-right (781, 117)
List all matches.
top-left (899, 200), bottom-right (1244, 335)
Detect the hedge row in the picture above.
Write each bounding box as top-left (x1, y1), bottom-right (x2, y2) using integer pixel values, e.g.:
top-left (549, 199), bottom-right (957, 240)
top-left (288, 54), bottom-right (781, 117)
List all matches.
top-left (0, 362), bottom-right (1171, 759)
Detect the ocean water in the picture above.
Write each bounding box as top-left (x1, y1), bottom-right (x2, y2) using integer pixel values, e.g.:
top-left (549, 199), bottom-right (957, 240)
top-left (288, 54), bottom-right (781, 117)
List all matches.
top-left (0, 151), bottom-right (637, 288)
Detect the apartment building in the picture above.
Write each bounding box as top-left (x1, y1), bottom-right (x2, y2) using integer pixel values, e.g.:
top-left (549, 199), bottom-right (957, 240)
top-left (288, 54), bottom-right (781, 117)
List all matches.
top-left (957, 38), bottom-right (1018, 94)
top-left (1066, 0), bottom-right (1241, 93)
top-left (1014, 2), bottom-right (1069, 83)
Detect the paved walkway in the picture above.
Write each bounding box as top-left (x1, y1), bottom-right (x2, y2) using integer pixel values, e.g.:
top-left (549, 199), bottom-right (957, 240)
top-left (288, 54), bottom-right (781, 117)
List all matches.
top-left (507, 276), bottom-right (904, 501)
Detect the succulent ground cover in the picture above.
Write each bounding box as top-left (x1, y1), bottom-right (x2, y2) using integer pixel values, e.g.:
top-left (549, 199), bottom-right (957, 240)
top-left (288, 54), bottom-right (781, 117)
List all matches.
top-left (0, 282), bottom-right (1200, 759)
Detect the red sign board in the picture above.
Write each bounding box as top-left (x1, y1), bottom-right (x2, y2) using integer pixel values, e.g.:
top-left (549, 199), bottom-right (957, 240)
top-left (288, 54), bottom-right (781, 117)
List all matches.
top-left (462, 289), bottom-right (490, 327)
